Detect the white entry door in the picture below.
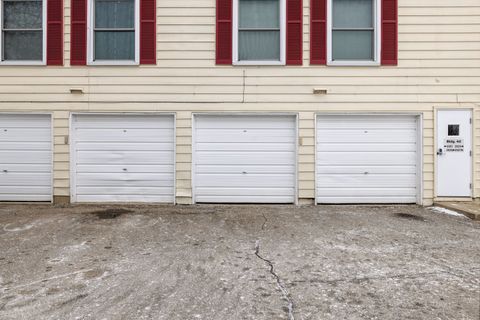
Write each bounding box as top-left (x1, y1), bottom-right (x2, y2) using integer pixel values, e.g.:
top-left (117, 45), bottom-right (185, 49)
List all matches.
top-left (193, 115), bottom-right (297, 203)
top-left (436, 110), bottom-right (472, 197)
top-left (71, 114), bottom-right (175, 203)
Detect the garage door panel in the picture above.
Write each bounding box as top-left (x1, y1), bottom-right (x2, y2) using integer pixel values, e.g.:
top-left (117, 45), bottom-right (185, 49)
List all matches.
top-left (1, 164), bottom-right (52, 173)
top-left (317, 117), bottom-right (417, 129)
top-left (316, 115), bottom-right (418, 204)
top-left (0, 186), bottom-right (52, 194)
top-left (1, 173), bottom-right (51, 186)
top-left (72, 115), bottom-right (175, 203)
top-left (74, 115), bottom-right (174, 128)
top-left (76, 164), bottom-right (174, 174)
top-left (317, 130), bottom-right (416, 143)
top-left (76, 173), bottom-right (174, 187)
top-left (196, 165), bottom-right (294, 174)
top-left (0, 141), bottom-right (51, 151)
top-left (317, 165), bottom-right (416, 175)
top-left (316, 196), bottom-right (417, 204)
top-left (196, 142), bottom-right (294, 152)
top-left (74, 128), bottom-right (174, 142)
top-left (196, 174), bottom-right (295, 188)
top-left (197, 130), bottom-right (295, 144)
top-left (2, 150), bottom-right (52, 163)
top-left (194, 115), bottom-right (296, 203)
top-left (76, 151), bottom-right (174, 165)
top-left (76, 194), bottom-right (173, 203)
top-left (317, 188), bottom-right (417, 197)
top-left (196, 152), bottom-right (295, 165)
top-left (317, 143), bottom-right (417, 152)
top-left (195, 187), bottom-right (294, 196)
top-left (195, 195), bottom-right (294, 203)
top-left (317, 174), bottom-right (417, 188)
top-left (195, 116), bottom-right (296, 129)
top-left (77, 186), bottom-right (174, 195)
top-left (0, 128), bottom-right (51, 141)
top-left (317, 152), bottom-right (416, 166)
top-left (75, 142), bottom-right (174, 152)
top-left (0, 115), bottom-right (52, 127)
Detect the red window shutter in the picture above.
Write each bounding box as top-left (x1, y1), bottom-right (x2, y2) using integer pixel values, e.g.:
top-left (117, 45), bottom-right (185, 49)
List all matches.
top-left (140, 0), bottom-right (156, 64)
top-left (47, 0), bottom-right (63, 65)
top-left (286, 0), bottom-right (303, 65)
top-left (70, 0), bottom-right (87, 65)
top-left (216, 0), bottom-right (232, 65)
top-left (381, 0), bottom-right (398, 65)
top-left (310, 0), bottom-right (327, 64)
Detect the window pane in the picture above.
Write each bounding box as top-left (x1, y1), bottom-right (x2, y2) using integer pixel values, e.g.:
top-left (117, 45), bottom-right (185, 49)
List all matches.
top-left (94, 31), bottom-right (135, 60)
top-left (332, 30), bottom-right (373, 60)
top-left (239, 0), bottom-right (279, 29)
top-left (3, 31), bottom-right (43, 60)
top-left (239, 30), bottom-right (280, 61)
top-left (3, 0), bottom-right (43, 29)
top-left (333, 0), bottom-right (373, 29)
top-left (95, 0), bottom-right (134, 29)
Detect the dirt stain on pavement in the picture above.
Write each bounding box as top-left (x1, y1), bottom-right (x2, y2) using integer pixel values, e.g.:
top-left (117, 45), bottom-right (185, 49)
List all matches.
top-left (90, 209), bottom-right (133, 220)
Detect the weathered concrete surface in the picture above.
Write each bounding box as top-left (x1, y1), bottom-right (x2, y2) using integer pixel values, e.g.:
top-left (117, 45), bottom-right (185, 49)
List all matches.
top-left (0, 204), bottom-right (478, 320)
top-left (435, 201), bottom-right (480, 221)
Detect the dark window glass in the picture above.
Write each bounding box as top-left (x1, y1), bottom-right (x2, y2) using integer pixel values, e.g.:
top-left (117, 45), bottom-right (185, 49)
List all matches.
top-left (448, 124), bottom-right (460, 136)
top-left (2, 0), bottom-right (43, 61)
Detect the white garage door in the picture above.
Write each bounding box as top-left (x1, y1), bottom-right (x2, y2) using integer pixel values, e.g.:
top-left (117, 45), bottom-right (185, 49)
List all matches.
top-left (194, 115), bottom-right (297, 203)
top-left (71, 114), bottom-right (175, 203)
top-left (0, 114), bottom-right (52, 201)
top-left (316, 115), bottom-right (419, 204)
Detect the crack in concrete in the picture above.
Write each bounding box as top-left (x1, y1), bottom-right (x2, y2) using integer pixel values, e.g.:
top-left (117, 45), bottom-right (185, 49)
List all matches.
top-left (260, 213), bottom-right (268, 231)
top-left (255, 239), bottom-right (295, 320)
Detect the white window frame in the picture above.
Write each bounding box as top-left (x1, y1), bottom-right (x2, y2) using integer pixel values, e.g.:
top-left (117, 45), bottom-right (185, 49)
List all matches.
top-left (87, 0), bottom-right (139, 65)
top-left (232, 0), bottom-right (286, 66)
top-left (327, 0), bottom-right (381, 66)
top-left (0, 0), bottom-right (47, 65)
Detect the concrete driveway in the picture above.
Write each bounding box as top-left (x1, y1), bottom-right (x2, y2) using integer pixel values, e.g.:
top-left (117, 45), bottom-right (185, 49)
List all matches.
top-left (0, 204), bottom-right (478, 320)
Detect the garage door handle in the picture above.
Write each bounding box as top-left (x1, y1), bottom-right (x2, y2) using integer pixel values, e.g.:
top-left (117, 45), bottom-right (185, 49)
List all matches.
top-left (2, 170), bottom-right (7, 173)
top-left (123, 168), bottom-right (128, 172)
top-left (242, 171), bottom-right (247, 174)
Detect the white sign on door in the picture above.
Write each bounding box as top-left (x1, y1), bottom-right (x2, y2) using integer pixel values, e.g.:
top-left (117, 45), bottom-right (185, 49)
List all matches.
top-left (443, 138), bottom-right (464, 152)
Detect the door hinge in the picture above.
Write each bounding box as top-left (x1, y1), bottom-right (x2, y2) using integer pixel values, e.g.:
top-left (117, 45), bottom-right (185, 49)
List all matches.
top-left (470, 118), bottom-right (472, 124)
top-left (470, 183), bottom-right (472, 189)
top-left (470, 150), bottom-right (473, 157)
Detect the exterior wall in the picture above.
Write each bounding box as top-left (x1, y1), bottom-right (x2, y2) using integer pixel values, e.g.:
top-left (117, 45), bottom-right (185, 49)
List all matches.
top-left (0, 0), bottom-right (479, 205)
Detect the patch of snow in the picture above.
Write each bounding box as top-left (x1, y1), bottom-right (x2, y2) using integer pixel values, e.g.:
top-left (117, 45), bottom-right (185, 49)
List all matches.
top-left (429, 207), bottom-right (465, 218)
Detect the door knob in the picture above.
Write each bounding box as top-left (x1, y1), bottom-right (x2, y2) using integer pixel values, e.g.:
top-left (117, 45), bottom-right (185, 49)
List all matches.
top-left (437, 148), bottom-right (444, 155)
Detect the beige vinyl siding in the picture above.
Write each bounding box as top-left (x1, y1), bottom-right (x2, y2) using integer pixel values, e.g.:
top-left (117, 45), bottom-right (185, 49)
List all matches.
top-left (0, 0), bottom-right (478, 204)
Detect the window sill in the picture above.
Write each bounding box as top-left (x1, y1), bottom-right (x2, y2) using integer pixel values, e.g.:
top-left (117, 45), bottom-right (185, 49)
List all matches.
top-left (0, 61), bottom-right (46, 66)
top-left (233, 60), bottom-right (286, 66)
top-left (88, 60), bottom-right (139, 66)
top-left (327, 60), bottom-right (380, 67)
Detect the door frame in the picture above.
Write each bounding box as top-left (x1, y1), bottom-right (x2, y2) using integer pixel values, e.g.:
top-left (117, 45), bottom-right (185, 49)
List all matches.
top-left (69, 112), bottom-right (177, 204)
top-left (191, 112), bottom-right (299, 205)
top-left (314, 112), bottom-right (424, 205)
top-left (434, 108), bottom-right (474, 199)
top-left (0, 112), bottom-right (54, 203)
